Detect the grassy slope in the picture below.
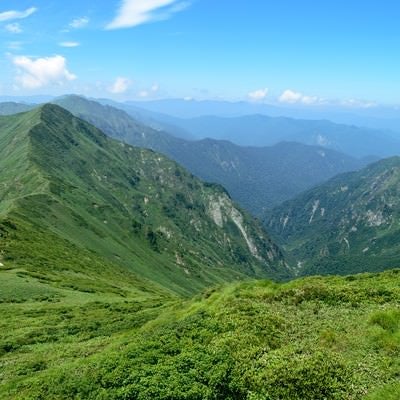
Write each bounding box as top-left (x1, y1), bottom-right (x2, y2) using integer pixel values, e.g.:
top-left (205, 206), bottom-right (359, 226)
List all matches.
top-left (0, 109), bottom-right (48, 214)
top-left (0, 269), bottom-right (399, 399)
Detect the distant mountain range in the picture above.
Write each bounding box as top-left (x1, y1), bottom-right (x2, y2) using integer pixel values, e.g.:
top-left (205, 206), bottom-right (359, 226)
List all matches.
top-left (3, 95), bottom-right (400, 158)
top-left (2, 94), bottom-right (400, 131)
top-left (0, 102), bottom-right (34, 115)
top-left (52, 95), bottom-right (367, 215)
top-left (97, 98), bottom-right (400, 159)
top-left (166, 114), bottom-right (400, 158)
top-left (267, 157), bottom-right (400, 276)
top-left (128, 98), bottom-right (400, 133)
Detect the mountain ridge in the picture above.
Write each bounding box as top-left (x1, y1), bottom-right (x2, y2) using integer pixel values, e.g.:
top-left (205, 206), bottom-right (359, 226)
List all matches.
top-left (0, 104), bottom-right (290, 298)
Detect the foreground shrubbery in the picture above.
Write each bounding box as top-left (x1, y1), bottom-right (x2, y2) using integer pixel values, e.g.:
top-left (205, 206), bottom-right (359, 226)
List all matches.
top-left (1, 270), bottom-right (400, 399)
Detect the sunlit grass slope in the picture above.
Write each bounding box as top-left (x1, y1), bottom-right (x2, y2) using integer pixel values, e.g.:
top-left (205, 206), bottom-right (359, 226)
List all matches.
top-left (0, 270), bottom-right (399, 399)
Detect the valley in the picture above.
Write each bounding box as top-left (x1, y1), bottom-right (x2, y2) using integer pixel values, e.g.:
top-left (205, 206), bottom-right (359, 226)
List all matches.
top-left (52, 95), bottom-right (369, 215)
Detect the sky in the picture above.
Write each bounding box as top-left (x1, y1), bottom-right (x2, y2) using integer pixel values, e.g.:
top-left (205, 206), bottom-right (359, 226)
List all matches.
top-left (0, 0), bottom-right (400, 107)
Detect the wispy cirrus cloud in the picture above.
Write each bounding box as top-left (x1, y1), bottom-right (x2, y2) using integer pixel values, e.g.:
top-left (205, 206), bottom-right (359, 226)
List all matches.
top-left (59, 41), bottom-right (80, 48)
top-left (0, 7), bottom-right (37, 22)
top-left (341, 98), bottom-right (377, 109)
top-left (13, 55), bottom-right (76, 89)
top-left (69, 16), bottom-right (89, 29)
top-left (106, 0), bottom-right (191, 30)
top-left (5, 23), bottom-right (22, 33)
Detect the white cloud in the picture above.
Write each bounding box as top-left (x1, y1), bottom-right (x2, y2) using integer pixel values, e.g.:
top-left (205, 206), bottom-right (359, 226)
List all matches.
top-left (59, 41), bottom-right (80, 48)
top-left (109, 77), bottom-right (131, 94)
top-left (341, 98), bottom-right (377, 109)
top-left (13, 55), bottom-right (77, 89)
top-left (278, 89), bottom-right (303, 103)
top-left (279, 89), bottom-right (320, 105)
top-left (106, 0), bottom-right (190, 30)
top-left (5, 23), bottom-right (22, 34)
top-left (248, 88), bottom-right (268, 101)
top-left (69, 16), bottom-right (89, 29)
top-left (0, 7), bottom-right (37, 22)
top-left (137, 84), bottom-right (160, 98)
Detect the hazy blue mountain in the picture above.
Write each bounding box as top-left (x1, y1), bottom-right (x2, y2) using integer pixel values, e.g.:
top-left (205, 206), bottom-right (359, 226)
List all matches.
top-left (0, 95), bottom-right (54, 103)
top-left (125, 98), bottom-right (286, 118)
top-left (165, 114), bottom-right (400, 158)
top-left (128, 98), bottom-right (400, 133)
top-left (267, 157), bottom-right (400, 276)
top-left (0, 102), bottom-right (35, 115)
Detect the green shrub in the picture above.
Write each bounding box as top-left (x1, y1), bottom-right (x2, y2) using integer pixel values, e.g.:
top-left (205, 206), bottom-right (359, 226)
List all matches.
top-left (247, 350), bottom-right (352, 400)
top-left (369, 309), bottom-right (400, 333)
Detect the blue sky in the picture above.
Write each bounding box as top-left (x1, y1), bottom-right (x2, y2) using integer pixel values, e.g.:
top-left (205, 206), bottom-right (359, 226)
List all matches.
top-left (0, 0), bottom-right (400, 106)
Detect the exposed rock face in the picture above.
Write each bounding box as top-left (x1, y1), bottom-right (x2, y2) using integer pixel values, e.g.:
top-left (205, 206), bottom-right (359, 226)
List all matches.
top-left (208, 194), bottom-right (278, 263)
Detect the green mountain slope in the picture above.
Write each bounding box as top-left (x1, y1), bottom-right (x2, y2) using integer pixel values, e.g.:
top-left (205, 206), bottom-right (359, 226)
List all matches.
top-left (266, 157), bottom-right (400, 275)
top-left (54, 95), bottom-right (366, 215)
top-left (1, 269), bottom-right (399, 399)
top-left (0, 104), bottom-right (289, 298)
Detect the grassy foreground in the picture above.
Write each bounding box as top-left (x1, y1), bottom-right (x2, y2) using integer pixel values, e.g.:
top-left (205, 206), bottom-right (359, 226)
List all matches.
top-left (1, 269), bottom-right (399, 399)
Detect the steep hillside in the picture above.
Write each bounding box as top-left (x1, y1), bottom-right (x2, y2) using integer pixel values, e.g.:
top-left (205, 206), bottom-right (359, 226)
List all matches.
top-left (54, 96), bottom-right (365, 215)
top-left (1, 269), bottom-right (399, 399)
top-left (267, 157), bottom-right (400, 275)
top-left (165, 140), bottom-right (365, 215)
top-left (0, 104), bottom-right (289, 298)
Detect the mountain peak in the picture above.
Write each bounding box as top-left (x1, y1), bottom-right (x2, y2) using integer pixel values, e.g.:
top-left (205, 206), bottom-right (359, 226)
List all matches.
top-left (26, 103), bottom-right (107, 154)
top-left (37, 103), bottom-right (74, 122)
